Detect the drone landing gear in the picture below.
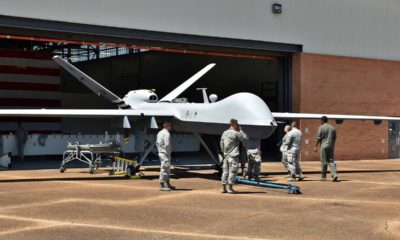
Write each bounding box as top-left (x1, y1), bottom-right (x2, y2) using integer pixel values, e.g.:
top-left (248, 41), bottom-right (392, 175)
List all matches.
top-left (193, 133), bottom-right (221, 173)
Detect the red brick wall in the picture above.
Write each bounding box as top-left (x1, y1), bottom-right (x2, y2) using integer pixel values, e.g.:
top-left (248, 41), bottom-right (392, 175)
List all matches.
top-left (293, 53), bottom-right (400, 160)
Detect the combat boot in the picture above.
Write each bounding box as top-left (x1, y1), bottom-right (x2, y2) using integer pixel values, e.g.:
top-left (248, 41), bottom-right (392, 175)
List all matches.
top-left (289, 173), bottom-right (297, 182)
top-left (242, 168), bottom-right (247, 178)
top-left (159, 182), bottom-right (171, 191)
top-left (332, 175), bottom-right (338, 182)
top-left (298, 173), bottom-right (305, 181)
top-left (227, 184), bottom-right (236, 194)
top-left (165, 180), bottom-right (176, 190)
top-left (221, 184), bottom-right (227, 193)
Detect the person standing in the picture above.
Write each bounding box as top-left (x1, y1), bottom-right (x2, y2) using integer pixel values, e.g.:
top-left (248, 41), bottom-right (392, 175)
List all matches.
top-left (220, 119), bottom-right (248, 194)
top-left (156, 121), bottom-right (176, 191)
top-left (238, 143), bottom-right (248, 177)
top-left (279, 125), bottom-right (291, 177)
top-left (314, 116), bottom-right (338, 182)
top-left (286, 122), bottom-right (304, 181)
top-left (15, 122), bottom-right (28, 161)
top-left (245, 138), bottom-right (261, 181)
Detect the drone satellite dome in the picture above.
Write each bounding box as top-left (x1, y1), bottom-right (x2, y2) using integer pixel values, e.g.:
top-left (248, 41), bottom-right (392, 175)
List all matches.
top-left (209, 94), bottom-right (218, 103)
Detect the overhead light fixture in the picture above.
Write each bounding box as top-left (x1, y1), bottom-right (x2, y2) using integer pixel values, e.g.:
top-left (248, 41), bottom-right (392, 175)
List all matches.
top-left (272, 3), bottom-right (282, 14)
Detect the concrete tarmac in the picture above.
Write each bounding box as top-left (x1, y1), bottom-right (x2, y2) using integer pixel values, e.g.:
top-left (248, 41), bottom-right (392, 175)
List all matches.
top-left (0, 159), bottom-right (399, 240)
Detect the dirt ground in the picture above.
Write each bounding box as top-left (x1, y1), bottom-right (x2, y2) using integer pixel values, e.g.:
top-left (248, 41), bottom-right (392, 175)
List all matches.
top-left (0, 159), bottom-right (399, 240)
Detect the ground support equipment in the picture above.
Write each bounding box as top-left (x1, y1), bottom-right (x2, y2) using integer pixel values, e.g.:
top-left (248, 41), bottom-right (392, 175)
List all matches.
top-left (61, 142), bottom-right (120, 174)
top-left (110, 156), bottom-right (141, 178)
top-left (235, 177), bottom-right (302, 194)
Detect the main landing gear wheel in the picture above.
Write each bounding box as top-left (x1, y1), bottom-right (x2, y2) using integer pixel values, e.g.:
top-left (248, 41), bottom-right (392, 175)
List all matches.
top-left (60, 166), bottom-right (66, 173)
top-left (126, 165), bottom-right (136, 178)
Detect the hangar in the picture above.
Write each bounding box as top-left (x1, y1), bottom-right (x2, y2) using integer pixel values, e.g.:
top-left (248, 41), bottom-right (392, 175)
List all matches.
top-left (0, 0), bottom-right (400, 161)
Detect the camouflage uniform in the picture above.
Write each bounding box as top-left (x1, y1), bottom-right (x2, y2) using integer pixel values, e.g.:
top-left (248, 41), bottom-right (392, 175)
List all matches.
top-left (238, 143), bottom-right (248, 177)
top-left (156, 128), bottom-right (172, 184)
top-left (280, 134), bottom-right (290, 172)
top-left (316, 123), bottom-right (337, 179)
top-left (286, 127), bottom-right (303, 178)
top-left (245, 138), bottom-right (261, 181)
top-left (220, 127), bottom-right (248, 185)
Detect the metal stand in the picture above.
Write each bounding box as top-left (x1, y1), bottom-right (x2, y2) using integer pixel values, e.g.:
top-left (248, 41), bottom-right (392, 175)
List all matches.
top-left (61, 145), bottom-right (120, 174)
top-left (61, 148), bottom-right (98, 174)
top-left (235, 177), bottom-right (302, 194)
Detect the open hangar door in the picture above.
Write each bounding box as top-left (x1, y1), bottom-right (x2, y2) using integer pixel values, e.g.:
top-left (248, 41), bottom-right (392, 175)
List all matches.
top-left (0, 16), bottom-right (300, 159)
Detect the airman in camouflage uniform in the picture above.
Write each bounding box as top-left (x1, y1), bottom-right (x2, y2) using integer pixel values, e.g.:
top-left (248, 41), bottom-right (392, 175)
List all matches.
top-left (280, 125), bottom-right (291, 176)
top-left (220, 119), bottom-right (248, 194)
top-left (286, 122), bottom-right (304, 181)
top-left (156, 121), bottom-right (176, 191)
top-left (245, 138), bottom-right (261, 181)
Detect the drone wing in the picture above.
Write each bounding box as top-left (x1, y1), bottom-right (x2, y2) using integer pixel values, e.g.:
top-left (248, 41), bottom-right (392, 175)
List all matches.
top-left (272, 112), bottom-right (400, 123)
top-left (52, 56), bottom-right (132, 109)
top-left (158, 63), bottom-right (216, 102)
top-left (0, 109), bottom-right (173, 118)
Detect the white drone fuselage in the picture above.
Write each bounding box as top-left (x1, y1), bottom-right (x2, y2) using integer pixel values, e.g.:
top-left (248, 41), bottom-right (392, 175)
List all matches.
top-left (123, 89), bottom-right (277, 139)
